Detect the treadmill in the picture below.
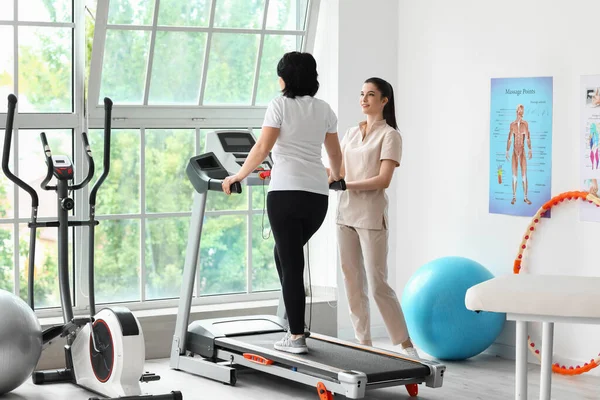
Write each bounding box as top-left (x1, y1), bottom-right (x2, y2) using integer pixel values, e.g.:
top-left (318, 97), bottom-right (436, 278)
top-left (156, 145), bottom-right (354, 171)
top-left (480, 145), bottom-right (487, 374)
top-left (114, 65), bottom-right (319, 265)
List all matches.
top-left (170, 130), bottom-right (446, 399)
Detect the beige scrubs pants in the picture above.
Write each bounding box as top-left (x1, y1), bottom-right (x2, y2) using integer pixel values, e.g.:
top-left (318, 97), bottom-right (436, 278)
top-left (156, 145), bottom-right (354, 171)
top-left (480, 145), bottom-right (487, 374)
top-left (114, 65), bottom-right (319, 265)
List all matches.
top-left (337, 224), bottom-right (409, 346)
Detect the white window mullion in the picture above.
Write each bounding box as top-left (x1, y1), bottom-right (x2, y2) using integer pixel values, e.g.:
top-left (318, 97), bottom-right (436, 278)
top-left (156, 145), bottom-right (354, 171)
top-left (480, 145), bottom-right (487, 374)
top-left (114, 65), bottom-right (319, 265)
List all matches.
top-left (247, 187), bottom-right (253, 293)
top-left (250, 0), bottom-right (270, 106)
top-left (303, 0), bottom-right (321, 52)
top-left (198, 0), bottom-right (218, 106)
top-left (10, 0), bottom-right (18, 297)
top-left (142, 0), bottom-right (161, 105)
top-left (13, 0), bottom-right (18, 99)
top-left (87, 0), bottom-right (110, 110)
top-left (73, 0), bottom-right (89, 313)
top-left (140, 128), bottom-right (147, 302)
top-left (196, 126), bottom-right (203, 301)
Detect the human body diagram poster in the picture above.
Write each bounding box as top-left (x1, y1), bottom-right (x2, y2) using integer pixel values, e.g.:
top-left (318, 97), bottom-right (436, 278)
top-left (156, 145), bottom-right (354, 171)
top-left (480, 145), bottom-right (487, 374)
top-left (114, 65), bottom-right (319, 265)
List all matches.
top-left (580, 75), bottom-right (600, 222)
top-left (489, 77), bottom-right (553, 217)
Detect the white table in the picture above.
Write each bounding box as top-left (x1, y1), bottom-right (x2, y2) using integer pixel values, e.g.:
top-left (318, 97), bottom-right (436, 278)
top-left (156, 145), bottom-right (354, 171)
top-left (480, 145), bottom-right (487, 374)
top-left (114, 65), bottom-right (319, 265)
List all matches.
top-left (465, 274), bottom-right (600, 400)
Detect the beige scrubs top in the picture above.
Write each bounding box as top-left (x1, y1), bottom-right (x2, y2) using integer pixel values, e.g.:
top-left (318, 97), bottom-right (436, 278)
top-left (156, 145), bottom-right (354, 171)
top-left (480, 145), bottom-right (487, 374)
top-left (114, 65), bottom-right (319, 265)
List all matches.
top-left (336, 119), bottom-right (402, 230)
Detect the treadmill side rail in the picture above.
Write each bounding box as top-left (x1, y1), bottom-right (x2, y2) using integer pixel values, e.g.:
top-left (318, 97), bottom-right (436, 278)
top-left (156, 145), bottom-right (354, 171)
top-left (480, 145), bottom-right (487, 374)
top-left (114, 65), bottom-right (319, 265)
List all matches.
top-left (337, 371), bottom-right (367, 399)
top-left (172, 353), bottom-right (237, 386)
top-left (217, 349), bottom-right (367, 399)
top-left (424, 363), bottom-right (445, 388)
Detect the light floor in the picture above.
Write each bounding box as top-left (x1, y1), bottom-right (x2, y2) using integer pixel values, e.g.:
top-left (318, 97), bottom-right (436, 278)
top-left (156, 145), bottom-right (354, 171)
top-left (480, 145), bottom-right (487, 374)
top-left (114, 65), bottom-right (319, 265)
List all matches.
top-left (6, 339), bottom-right (599, 400)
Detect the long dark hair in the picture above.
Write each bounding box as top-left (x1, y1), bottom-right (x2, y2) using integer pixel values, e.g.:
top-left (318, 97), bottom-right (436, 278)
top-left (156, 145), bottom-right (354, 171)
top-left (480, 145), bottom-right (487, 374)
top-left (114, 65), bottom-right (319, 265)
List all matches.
top-left (364, 77), bottom-right (397, 130)
top-left (277, 51), bottom-right (320, 98)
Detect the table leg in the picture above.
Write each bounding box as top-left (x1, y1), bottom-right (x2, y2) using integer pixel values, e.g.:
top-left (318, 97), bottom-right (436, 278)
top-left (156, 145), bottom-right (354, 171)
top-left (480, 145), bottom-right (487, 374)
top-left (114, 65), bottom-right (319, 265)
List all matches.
top-left (539, 322), bottom-right (554, 400)
top-left (516, 320), bottom-right (528, 400)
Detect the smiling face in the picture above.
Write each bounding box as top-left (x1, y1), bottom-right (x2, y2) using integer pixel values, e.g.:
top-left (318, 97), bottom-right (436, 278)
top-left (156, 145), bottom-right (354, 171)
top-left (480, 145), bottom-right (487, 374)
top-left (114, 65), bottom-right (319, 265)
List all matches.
top-left (360, 82), bottom-right (387, 116)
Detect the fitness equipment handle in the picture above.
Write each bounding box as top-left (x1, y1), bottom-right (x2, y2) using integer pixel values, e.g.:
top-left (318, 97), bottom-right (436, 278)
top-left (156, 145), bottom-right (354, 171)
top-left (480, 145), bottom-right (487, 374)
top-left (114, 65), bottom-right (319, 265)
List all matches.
top-left (39, 132), bottom-right (56, 190)
top-left (89, 97), bottom-right (113, 206)
top-left (2, 94), bottom-right (40, 206)
top-left (71, 132), bottom-right (95, 190)
top-left (329, 179), bottom-right (347, 191)
top-left (208, 179), bottom-right (242, 194)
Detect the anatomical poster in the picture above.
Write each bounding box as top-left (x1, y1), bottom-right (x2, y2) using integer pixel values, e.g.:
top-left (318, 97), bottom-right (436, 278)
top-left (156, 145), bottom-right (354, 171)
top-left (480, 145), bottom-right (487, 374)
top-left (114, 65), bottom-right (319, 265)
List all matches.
top-left (489, 76), bottom-right (553, 217)
top-left (580, 74), bottom-right (600, 222)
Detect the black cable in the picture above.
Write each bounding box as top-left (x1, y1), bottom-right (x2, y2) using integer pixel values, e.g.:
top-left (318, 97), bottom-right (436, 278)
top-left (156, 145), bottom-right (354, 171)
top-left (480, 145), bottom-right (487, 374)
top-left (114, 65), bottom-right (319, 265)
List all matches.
top-left (261, 179), bottom-right (271, 240)
top-left (307, 243), bottom-right (312, 331)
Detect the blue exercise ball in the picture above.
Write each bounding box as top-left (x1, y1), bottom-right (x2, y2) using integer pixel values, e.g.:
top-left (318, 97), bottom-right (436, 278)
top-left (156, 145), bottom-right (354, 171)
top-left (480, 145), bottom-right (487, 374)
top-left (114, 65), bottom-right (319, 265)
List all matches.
top-left (401, 256), bottom-right (505, 360)
top-left (0, 289), bottom-right (43, 395)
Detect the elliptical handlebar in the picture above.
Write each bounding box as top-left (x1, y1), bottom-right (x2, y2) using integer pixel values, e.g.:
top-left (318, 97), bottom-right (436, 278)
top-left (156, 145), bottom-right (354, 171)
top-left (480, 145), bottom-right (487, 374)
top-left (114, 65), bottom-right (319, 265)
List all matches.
top-left (2, 94), bottom-right (40, 207)
top-left (89, 97), bottom-right (112, 207)
top-left (70, 132), bottom-right (94, 190)
top-left (39, 132), bottom-right (56, 191)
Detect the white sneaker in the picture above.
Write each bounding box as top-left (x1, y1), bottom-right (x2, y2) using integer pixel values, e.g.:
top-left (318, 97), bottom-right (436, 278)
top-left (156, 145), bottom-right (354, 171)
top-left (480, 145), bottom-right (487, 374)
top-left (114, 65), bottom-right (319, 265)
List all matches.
top-left (404, 346), bottom-right (420, 359)
top-left (274, 332), bottom-right (308, 354)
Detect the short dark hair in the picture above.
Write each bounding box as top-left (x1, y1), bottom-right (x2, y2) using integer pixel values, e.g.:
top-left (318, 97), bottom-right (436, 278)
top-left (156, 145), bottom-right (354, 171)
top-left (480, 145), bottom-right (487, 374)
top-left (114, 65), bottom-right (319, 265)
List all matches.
top-left (277, 51), bottom-right (320, 98)
top-left (364, 77), bottom-right (397, 130)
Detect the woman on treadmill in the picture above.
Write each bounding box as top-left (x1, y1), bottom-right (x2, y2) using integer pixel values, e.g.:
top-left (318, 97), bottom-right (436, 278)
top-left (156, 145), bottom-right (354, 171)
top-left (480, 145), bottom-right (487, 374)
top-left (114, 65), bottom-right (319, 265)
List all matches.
top-left (222, 51), bottom-right (343, 354)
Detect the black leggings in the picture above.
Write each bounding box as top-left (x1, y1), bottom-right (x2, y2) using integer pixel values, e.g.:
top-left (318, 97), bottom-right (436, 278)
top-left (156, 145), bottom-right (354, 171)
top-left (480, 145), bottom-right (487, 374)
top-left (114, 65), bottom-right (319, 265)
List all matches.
top-left (267, 190), bottom-right (328, 335)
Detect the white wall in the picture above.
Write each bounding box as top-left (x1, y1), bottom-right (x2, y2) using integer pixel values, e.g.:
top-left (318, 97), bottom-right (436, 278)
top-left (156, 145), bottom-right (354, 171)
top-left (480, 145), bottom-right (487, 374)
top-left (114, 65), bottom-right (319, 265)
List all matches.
top-left (395, 0), bottom-right (600, 371)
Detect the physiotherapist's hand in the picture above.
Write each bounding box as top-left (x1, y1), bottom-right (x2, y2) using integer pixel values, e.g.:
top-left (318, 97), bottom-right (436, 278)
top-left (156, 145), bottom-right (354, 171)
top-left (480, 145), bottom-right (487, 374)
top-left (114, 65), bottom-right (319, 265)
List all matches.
top-left (222, 175), bottom-right (240, 195)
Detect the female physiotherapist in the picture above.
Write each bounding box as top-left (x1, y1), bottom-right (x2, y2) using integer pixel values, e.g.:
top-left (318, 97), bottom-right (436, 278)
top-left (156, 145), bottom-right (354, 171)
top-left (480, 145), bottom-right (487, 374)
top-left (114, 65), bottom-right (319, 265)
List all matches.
top-left (332, 77), bottom-right (419, 359)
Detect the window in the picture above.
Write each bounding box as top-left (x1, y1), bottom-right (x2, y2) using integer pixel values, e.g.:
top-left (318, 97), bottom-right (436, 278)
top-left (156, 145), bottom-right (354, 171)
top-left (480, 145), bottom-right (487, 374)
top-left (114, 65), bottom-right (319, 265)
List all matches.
top-left (85, 127), bottom-right (278, 303)
top-left (86, 0), bottom-right (319, 127)
top-left (0, 1), bottom-right (83, 311)
top-left (0, 0), bottom-right (320, 313)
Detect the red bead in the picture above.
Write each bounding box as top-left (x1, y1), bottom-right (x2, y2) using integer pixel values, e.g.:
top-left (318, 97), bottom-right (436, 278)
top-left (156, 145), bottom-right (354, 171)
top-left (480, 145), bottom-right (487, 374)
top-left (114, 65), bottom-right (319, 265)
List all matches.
top-left (534, 219), bottom-right (539, 223)
top-left (522, 245), bottom-right (526, 249)
top-left (530, 343), bottom-right (535, 347)
top-left (569, 366), bottom-right (574, 370)
top-left (576, 365), bottom-right (581, 368)
top-left (525, 235), bottom-right (529, 239)
top-left (530, 227), bottom-right (534, 231)
top-left (518, 255), bottom-right (523, 259)
top-left (535, 350), bottom-right (540, 354)
top-left (554, 363), bottom-right (560, 367)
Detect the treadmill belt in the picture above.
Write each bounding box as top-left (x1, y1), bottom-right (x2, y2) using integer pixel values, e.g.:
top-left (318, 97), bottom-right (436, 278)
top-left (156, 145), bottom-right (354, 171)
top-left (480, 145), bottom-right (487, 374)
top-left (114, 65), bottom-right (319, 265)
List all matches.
top-left (218, 332), bottom-right (430, 383)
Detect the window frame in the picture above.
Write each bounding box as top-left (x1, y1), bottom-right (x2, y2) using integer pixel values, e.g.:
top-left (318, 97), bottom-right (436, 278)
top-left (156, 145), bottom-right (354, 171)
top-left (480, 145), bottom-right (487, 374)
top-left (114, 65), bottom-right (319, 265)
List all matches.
top-left (86, 0), bottom-right (322, 129)
top-left (0, 0), bottom-right (87, 314)
top-left (0, 0), bottom-right (322, 318)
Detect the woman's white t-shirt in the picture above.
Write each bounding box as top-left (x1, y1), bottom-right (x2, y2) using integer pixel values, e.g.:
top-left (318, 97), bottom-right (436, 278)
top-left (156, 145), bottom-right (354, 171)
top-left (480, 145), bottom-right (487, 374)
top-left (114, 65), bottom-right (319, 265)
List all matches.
top-left (262, 95), bottom-right (338, 196)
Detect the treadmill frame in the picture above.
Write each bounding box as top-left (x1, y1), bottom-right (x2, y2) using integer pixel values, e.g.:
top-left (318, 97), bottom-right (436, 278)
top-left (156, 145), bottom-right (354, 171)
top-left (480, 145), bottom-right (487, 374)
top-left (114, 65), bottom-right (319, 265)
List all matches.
top-left (170, 161), bottom-right (446, 398)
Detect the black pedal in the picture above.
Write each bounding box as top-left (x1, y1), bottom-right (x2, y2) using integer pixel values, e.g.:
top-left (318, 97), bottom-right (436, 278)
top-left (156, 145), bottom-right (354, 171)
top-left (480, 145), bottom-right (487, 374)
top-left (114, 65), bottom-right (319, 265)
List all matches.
top-left (140, 372), bottom-right (161, 382)
top-left (42, 325), bottom-right (65, 345)
top-left (62, 317), bottom-right (94, 337)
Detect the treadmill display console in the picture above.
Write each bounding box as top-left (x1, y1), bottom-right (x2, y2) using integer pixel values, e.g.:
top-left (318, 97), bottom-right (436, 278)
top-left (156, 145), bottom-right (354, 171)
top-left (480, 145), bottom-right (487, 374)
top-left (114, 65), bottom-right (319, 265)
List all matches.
top-left (218, 132), bottom-right (255, 153)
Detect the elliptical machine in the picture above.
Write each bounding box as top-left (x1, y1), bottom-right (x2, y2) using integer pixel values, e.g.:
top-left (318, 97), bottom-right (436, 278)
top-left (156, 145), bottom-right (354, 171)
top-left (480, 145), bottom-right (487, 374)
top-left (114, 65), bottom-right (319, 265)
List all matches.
top-left (2, 94), bottom-right (182, 400)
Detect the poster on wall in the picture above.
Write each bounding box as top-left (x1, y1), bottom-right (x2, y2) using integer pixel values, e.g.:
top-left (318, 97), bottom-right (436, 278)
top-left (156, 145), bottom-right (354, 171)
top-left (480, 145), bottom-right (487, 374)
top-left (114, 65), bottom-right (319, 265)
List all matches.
top-left (580, 75), bottom-right (600, 222)
top-left (489, 76), bottom-right (553, 217)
